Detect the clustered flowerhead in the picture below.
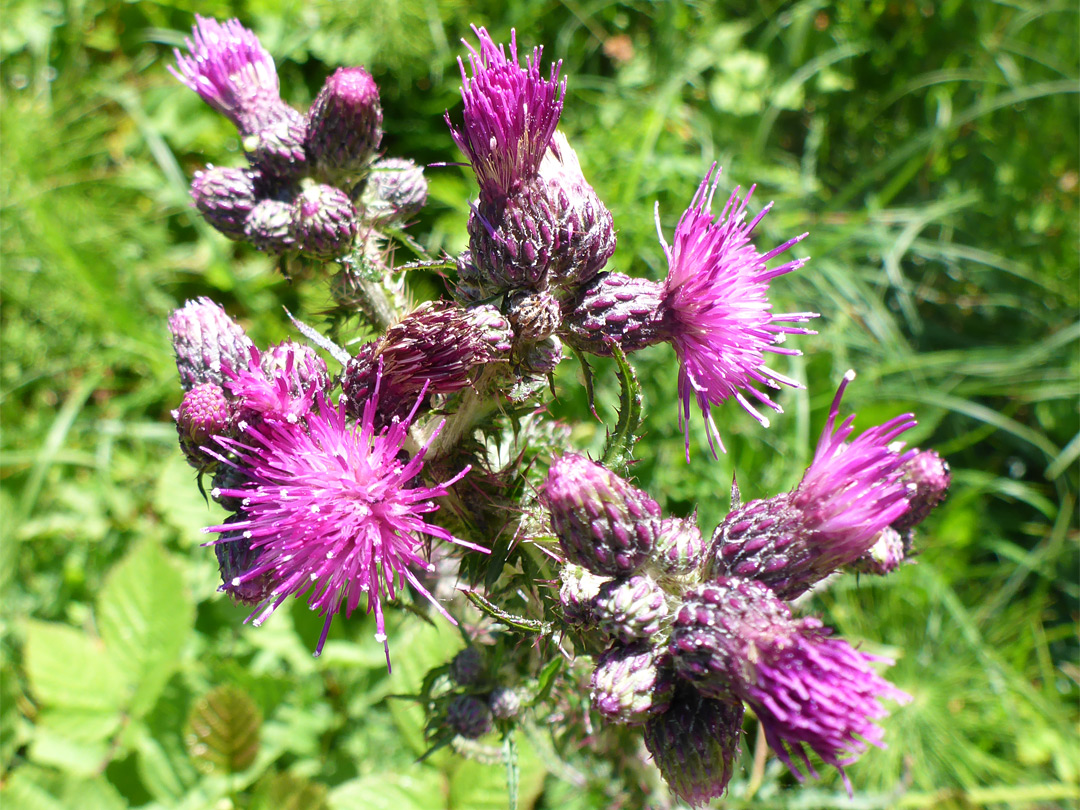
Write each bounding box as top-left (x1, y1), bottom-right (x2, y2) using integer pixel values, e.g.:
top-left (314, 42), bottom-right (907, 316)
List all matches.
top-left (167, 18), bottom-right (952, 805)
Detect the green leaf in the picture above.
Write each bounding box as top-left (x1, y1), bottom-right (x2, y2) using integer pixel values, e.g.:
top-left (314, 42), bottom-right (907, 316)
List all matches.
top-left (447, 729), bottom-right (545, 810)
top-left (97, 539), bottom-right (195, 717)
top-left (23, 620), bottom-right (128, 711)
top-left (329, 768), bottom-right (446, 810)
top-left (250, 771), bottom-right (329, 810)
top-left (185, 685), bottom-right (262, 776)
top-left (600, 342), bottom-right (643, 476)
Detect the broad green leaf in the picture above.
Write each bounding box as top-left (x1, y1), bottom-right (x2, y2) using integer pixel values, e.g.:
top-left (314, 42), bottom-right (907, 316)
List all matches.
top-left (59, 776), bottom-right (128, 810)
top-left (447, 731), bottom-right (545, 810)
top-left (97, 539), bottom-right (195, 717)
top-left (329, 768), bottom-right (446, 810)
top-left (23, 620), bottom-right (128, 711)
top-left (249, 771), bottom-right (329, 810)
top-left (0, 766), bottom-right (66, 810)
top-left (185, 685), bottom-right (262, 776)
top-left (28, 725), bottom-right (111, 776)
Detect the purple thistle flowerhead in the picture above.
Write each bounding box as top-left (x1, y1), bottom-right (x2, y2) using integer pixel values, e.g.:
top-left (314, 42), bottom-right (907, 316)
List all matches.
top-left (669, 579), bottom-right (910, 793)
top-left (543, 454), bottom-right (662, 577)
top-left (190, 165), bottom-right (259, 241)
top-left (169, 297), bottom-right (255, 390)
top-left (647, 516), bottom-right (706, 579)
top-left (306, 66), bottom-right (384, 182)
top-left (659, 165), bottom-right (818, 456)
top-left (340, 301), bottom-right (511, 426)
top-left (703, 371), bottom-right (917, 599)
top-left (643, 684), bottom-right (744, 807)
top-left (290, 183), bottom-right (359, 260)
top-left (244, 198), bottom-right (296, 254)
top-left (170, 16), bottom-right (284, 135)
top-left (446, 694), bottom-right (494, 739)
top-left (205, 386), bottom-right (484, 661)
top-left (590, 643), bottom-right (676, 725)
top-left (260, 341), bottom-right (330, 398)
top-left (224, 345), bottom-right (322, 429)
top-left (173, 382), bottom-right (232, 472)
top-left (446, 26), bottom-right (565, 204)
top-left (850, 526), bottom-right (907, 576)
top-left (592, 574), bottom-right (670, 644)
top-left (506, 289), bottom-right (561, 343)
top-left (892, 448), bottom-right (951, 531)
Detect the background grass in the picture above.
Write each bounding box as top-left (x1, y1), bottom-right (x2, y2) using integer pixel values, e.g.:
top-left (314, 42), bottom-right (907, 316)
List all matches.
top-left (2, 1), bottom-right (1077, 808)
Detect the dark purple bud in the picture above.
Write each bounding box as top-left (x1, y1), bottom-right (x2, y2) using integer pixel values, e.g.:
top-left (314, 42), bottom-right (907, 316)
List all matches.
top-left (648, 516), bottom-right (705, 579)
top-left (892, 449), bottom-right (950, 531)
top-left (173, 382), bottom-right (231, 471)
top-left (643, 685), bottom-right (743, 807)
top-left (669, 579), bottom-right (909, 791)
top-left (169, 297), bottom-right (255, 390)
top-left (341, 301), bottom-right (508, 425)
top-left (593, 574), bottom-right (669, 644)
top-left (244, 198), bottom-right (295, 253)
top-left (488, 687), bottom-right (523, 720)
top-left (536, 131), bottom-right (616, 289)
top-left (557, 563), bottom-right (609, 627)
top-left (190, 166), bottom-right (258, 240)
top-left (850, 526), bottom-right (908, 576)
top-left (507, 289), bottom-right (561, 342)
top-left (306, 67), bottom-right (383, 182)
top-left (214, 515), bottom-right (275, 606)
top-left (560, 272), bottom-right (666, 356)
top-left (543, 454), bottom-right (662, 577)
top-left (210, 463), bottom-right (250, 512)
top-left (260, 341), bottom-right (329, 398)
top-left (590, 643), bottom-right (675, 725)
top-left (449, 647), bottom-right (484, 686)
top-left (242, 105), bottom-right (308, 179)
top-left (361, 158), bottom-right (428, 224)
top-left (290, 183), bottom-right (359, 260)
top-left (446, 695), bottom-right (493, 739)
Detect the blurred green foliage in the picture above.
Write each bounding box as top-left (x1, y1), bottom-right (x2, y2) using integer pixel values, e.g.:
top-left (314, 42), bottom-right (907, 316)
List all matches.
top-left (2, 1), bottom-right (1077, 808)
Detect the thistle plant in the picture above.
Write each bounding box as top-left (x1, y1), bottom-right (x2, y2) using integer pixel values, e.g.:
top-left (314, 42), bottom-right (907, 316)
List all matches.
top-left (167, 17), bottom-right (950, 807)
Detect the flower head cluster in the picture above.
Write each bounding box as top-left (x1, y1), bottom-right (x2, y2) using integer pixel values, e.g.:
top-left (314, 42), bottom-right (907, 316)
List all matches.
top-left (206, 386), bottom-right (483, 662)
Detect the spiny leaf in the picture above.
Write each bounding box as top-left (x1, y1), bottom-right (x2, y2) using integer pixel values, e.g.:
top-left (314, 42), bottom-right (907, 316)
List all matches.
top-left (184, 685), bottom-right (262, 776)
top-left (462, 591), bottom-right (550, 635)
top-left (601, 341), bottom-right (643, 476)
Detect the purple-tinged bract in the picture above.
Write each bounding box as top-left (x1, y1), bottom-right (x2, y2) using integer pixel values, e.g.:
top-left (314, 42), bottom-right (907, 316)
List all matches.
top-left (660, 165), bottom-right (817, 456)
top-left (892, 448), bottom-right (951, 531)
top-left (174, 382), bottom-right (232, 471)
top-left (170, 16), bottom-right (284, 135)
top-left (169, 297), bottom-right (255, 390)
top-left (447, 695), bottom-right (494, 739)
top-left (307, 66), bottom-right (384, 181)
top-left (446, 26), bottom-right (565, 204)
top-left (850, 526), bottom-right (907, 576)
top-left (190, 166), bottom-right (259, 240)
top-left (205, 389), bottom-right (483, 660)
top-left (244, 198), bottom-right (295, 253)
top-left (290, 183), bottom-right (359, 260)
top-left (560, 271), bottom-right (666, 356)
top-left (590, 643), bottom-right (675, 725)
top-left (703, 371), bottom-right (917, 599)
top-left (362, 158), bottom-right (429, 224)
top-left (643, 684), bottom-right (743, 807)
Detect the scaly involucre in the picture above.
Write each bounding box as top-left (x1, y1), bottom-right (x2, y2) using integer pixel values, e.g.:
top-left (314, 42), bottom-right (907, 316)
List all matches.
top-left (206, 387), bottom-right (484, 663)
top-left (661, 165), bottom-right (817, 455)
top-left (446, 26), bottom-right (565, 203)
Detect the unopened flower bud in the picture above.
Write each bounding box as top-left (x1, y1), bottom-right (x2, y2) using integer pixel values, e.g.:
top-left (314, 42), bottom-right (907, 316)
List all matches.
top-left (507, 289), bottom-right (561, 342)
top-left (489, 687), bottom-right (523, 720)
top-left (211, 463), bottom-right (249, 512)
top-left (174, 382), bottom-right (231, 471)
top-left (521, 336), bottom-right (563, 375)
top-left (590, 643), bottom-right (675, 725)
top-left (593, 574), bottom-right (669, 643)
top-left (466, 304), bottom-right (514, 354)
top-left (643, 685), bottom-right (743, 807)
top-left (169, 298), bottom-right (255, 390)
top-left (468, 190), bottom-right (559, 294)
top-left (306, 66), bottom-right (383, 182)
top-left (260, 341), bottom-right (329, 398)
top-left (190, 166), bottom-right (259, 240)
top-left (850, 526), bottom-right (907, 576)
top-left (214, 516), bottom-right (275, 606)
top-left (242, 106), bottom-right (308, 179)
top-left (244, 198), bottom-right (295, 253)
top-left (561, 271), bottom-right (666, 356)
top-left (544, 454), bottom-right (662, 577)
top-left (290, 183), bottom-right (359, 260)
top-left (446, 695), bottom-right (493, 739)
top-left (558, 563), bottom-right (610, 627)
top-left (892, 449), bottom-right (950, 531)
top-left (450, 647), bottom-right (484, 686)
top-left (362, 157), bottom-right (428, 224)
top-left (648, 516), bottom-right (705, 578)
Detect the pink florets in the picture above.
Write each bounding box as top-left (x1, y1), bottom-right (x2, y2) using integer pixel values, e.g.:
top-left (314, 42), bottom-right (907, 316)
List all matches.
top-left (445, 26), bottom-right (566, 203)
top-left (205, 385), bottom-right (484, 664)
top-left (660, 165), bottom-right (817, 456)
